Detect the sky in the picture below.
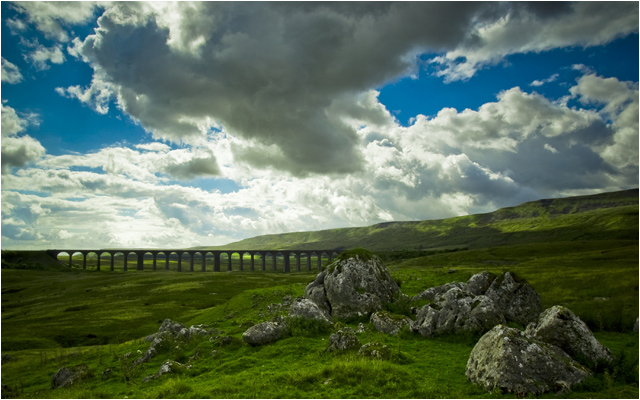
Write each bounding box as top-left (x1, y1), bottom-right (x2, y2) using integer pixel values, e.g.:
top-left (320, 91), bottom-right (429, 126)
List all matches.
top-left (1, 1), bottom-right (638, 250)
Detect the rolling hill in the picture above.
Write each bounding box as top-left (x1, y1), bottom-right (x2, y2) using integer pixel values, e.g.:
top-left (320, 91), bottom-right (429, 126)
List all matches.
top-left (206, 188), bottom-right (639, 251)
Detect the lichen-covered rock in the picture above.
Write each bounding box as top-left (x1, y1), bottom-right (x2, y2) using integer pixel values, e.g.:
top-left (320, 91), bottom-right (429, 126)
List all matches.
top-left (242, 319), bottom-right (288, 346)
top-left (358, 342), bottom-right (391, 359)
top-left (370, 311), bottom-right (411, 336)
top-left (304, 270), bottom-right (330, 312)
top-left (323, 255), bottom-right (400, 320)
top-left (466, 325), bottom-right (590, 395)
top-left (51, 364), bottom-right (92, 389)
top-left (412, 281), bottom-right (465, 302)
top-left (326, 327), bottom-right (360, 351)
top-left (466, 271), bottom-right (497, 296)
top-left (142, 360), bottom-right (191, 382)
top-left (289, 297), bottom-right (332, 323)
top-left (412, 287), bottom-right (505, 337)
top-left (485, 272), bottom-right (541, 326)
top-left (526, 306), bottom-right (612, 365)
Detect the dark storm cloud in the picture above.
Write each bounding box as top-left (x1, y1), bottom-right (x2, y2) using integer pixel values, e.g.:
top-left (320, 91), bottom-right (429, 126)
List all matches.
top-left (75, 2), bottom-right (492, 175)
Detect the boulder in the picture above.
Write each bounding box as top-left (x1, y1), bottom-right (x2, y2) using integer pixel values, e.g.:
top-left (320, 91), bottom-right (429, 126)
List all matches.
top-left (289, 298), bottom-right (332, 323)
top-left (242, 319), bottom-right (288, 346)
top-left (527, 306), bottom-right (612, 365)
top-left (326, 327), bottom-right (360, 351)
top-left (322, 254), bottom-right (400, 320)
top-left (412, 287), bottom-right (505, 337)
top-left (370, 311), bottom-right (411, 336)
top-left (304, 270), bottom-right (330, 312)
top-left (466, 271), bottom-right (497, 296)
top-left (485, 272), bottom-right (541, 326)
top-left (466, 325), bottom-right (590, 395)
top-left (412, 281), bottom-right (465, 302)
top-left (51, 364), bottom-right (92, 389)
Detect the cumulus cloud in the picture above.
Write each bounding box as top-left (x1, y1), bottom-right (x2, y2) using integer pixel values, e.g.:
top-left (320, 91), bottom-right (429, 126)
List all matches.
top-left (8, 1), bottom-right (104, 42)
top-left (24, 42), bottom-right (65, 70)
top-left (1, 103), bottom-right (45, 174)
top-left (1, 58), bottom-right (23, 84)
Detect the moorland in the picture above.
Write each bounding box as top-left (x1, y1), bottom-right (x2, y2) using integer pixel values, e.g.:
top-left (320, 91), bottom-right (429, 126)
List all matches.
top-left (1, 188), bottom-right (638, 398)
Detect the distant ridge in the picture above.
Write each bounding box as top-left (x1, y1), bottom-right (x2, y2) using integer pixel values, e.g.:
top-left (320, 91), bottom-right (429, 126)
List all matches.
top-left (202, 188), bottom-right (638, 252)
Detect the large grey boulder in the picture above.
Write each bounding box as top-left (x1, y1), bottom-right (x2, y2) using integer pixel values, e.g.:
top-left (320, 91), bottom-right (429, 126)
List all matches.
top-left (412, 287), bottom-right (505, 337)
top-left (526, 306), bottom-right (612, 365)
top-left (289, 298), bottom-right (332, 323)
top-left (326, 327), bottom-right (360, 351)
top-left (242, 319), bottom-right (288, 346)
top-left (322, 254), bottom-right (400, 320)
top-left (466, 325), bottom-right (590, 395)
top-left (412, 282), bottom-right (465, 302)
top-left (484, 272), bottom-right (541, 326)
top-left (370, 311), bottom-right (412, 336)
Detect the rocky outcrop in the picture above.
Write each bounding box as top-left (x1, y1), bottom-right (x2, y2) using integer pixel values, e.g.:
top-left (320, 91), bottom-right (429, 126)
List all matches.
top-left (412, 287), bottom-right (505, 337)
top-left (326, 327), bottom-right (360, 351)
top-left (307, 253), bottom-right (400, 320)
top-left (412, 271), bottom-right (541, 337)
top-left (242, 319), bottom-right (288, 346)
top-left (526, 306), bottom-right (612, 365)
top-left (370, 311), bottom-right (411, 336)
top-left (289, 298), bottom-right (332, 323)
top-left (466, 325), bottom-right (590, 395)
top-left (51, 364), bottom-right (92, 389)
top-left (484, 272), bottom-right (541, 326)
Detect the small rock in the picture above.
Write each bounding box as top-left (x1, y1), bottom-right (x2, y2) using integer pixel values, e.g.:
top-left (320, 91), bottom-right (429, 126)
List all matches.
top-left (634, 317), bottom-right (638, 333)
top-left (326, 327), bottom-right (360, 352)
top-left (356, 322), bottom-right (369, 333)
top-left (142, 360), bottom-right (190, 382)
top-left (358, 342), bottom-right (391, 359)
top-left (51, 364), bottom-right (92, 389)
top-left (242, 320), bottom-right (288, 346)
top-left (289, 297), bottom-right (332, 323)
top-left (101, 368), bottom-right (112, 380)
top-left (370, 311), bottom-right (411, 336)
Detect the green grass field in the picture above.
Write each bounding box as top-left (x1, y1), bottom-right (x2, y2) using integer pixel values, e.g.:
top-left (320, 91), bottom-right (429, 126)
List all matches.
top-left (1, 189), bottom-right (638, 398)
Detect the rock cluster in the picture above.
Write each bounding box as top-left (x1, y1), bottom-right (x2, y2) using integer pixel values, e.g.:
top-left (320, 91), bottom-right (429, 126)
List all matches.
top-left (467, 305), bottom-right (612, 394)
top-left (136, 319), bottom-right (210, 365)
top-left (412, 272), bottom-right (541, 337)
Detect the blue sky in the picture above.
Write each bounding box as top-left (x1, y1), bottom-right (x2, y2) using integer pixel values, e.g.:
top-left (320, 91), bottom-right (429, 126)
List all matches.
top-left (1, 2), bottom-right (638, 250)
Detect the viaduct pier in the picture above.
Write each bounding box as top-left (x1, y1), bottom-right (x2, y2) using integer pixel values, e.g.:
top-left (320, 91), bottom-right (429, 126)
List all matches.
top-left (46, 249), bottom-right (342, 273)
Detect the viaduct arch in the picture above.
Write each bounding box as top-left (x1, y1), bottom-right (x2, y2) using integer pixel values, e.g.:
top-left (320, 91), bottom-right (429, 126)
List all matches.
top-left (46, 249), bottom-right (341, 273)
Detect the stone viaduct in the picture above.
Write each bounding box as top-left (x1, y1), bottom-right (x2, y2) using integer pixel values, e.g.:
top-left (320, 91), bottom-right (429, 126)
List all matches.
top-left (45, 249), bottom-right (342, 273)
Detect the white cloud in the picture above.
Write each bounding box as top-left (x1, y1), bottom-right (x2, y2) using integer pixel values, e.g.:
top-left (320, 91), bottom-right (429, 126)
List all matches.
top-left (24, 43), bottom-right (65, 70)
top-left (1, 104), bottom-right (45, 174)
top-left (1, 58), bottom-right (23, 84)
top-left (431, 2), bottom-right (638, 82)
top-left (530, 73), bottom-right (559, 87)
top-left (8, 1), bottom-right (105, 42)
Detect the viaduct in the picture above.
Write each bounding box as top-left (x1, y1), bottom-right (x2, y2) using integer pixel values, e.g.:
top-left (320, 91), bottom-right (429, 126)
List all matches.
top-left (45, 249), bottom-right (342, 273)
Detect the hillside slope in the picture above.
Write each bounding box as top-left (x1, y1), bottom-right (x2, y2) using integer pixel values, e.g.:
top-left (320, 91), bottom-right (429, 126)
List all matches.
top-left (208, 189), bottom-right (639, 251)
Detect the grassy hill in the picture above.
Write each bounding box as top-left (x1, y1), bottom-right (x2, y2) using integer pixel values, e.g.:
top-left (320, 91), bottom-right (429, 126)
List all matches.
top-left (207, 189), bottom-right (638, 251)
